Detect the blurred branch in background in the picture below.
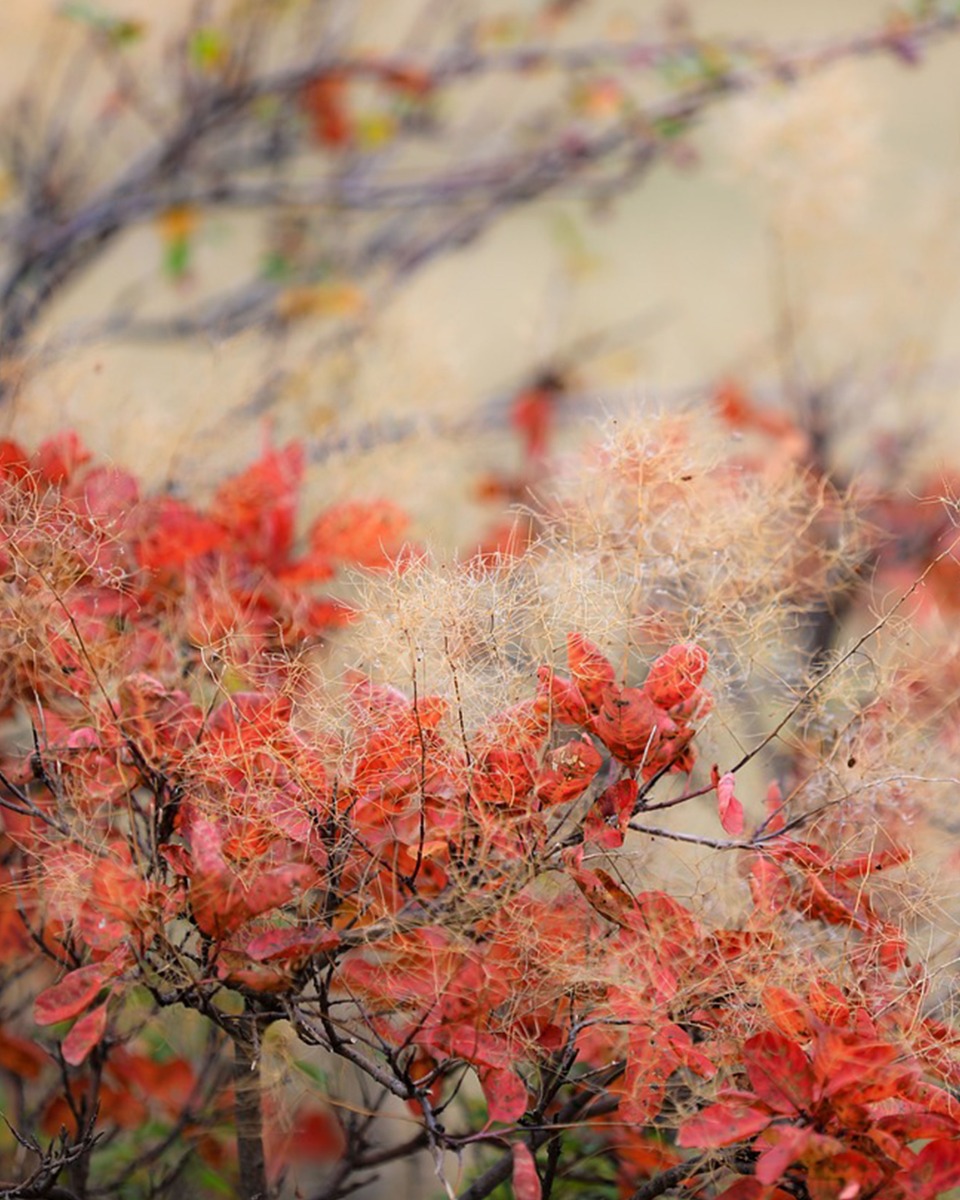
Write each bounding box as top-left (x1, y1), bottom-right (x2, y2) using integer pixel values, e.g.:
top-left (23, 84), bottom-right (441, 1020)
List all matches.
top-left (0, 0), bottom-right (957, 401)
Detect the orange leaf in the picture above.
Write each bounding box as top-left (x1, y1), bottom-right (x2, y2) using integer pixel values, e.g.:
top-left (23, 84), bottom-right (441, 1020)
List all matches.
top-left (566, 856), bottom-right (639, 930)
top-left (535, 665), bottom-right (590, 726)
top-left (137, 497), bottom-right (227, 570)
top-left (0, 1027), bottom-right (48, 1078)
top-left (761, 986), bottom-right (811, 1039)
top-left (34, 430), bottom-right (92, 485)
top-left (211, 440), bottom-right (304, 565)
top-left (310, 499), bottom-right (409, 567)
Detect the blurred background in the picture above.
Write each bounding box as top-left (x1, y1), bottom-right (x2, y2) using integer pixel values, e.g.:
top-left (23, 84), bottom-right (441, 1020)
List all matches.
top-left (0, 0), bottom-right (958, 545)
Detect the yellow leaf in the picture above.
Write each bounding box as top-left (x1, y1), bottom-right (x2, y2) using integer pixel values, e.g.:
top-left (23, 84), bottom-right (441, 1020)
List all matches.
top-left (157, 205), bottom-right (198, 244)
top-left (275, 283), bottom-right (365, 322)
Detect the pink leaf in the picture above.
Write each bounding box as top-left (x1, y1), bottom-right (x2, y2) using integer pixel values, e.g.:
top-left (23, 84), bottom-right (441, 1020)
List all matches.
top-left (188, 817), bottom-right (228, 876)
top-left (512, 1143), bottom-right (542, 1200)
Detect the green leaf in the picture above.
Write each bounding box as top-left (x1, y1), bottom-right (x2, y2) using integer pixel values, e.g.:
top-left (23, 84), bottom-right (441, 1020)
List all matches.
top-left (188, 1161), bottom-right (235, 1197)
top-left (653, 115), bottom-right (691, 141)
top-left (294, 1057), bottom-right (329, 1088)
top-left (261, 251), bottom-right (292, 282)
top-left (164, 236), bottom-right (191, 281)
top-left (189, 28), bottom-right (227, 71)
top-left (59, 2), bottom-right (144, 45)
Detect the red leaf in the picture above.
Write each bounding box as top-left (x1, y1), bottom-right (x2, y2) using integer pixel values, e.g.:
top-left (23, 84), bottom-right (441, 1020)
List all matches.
top-left (535, 666), bottom-right (590, 726)
top-left (761, 986), bottom-right (811, 1039)
top-left (300, 74), bottom-right (352, 146)
top-left (565, 855), bottom-right (639, 929)
top-left (137, 497), bottom-right (227, 569)
top-left (78, 465), bottom-right (141, 523)
top-left (754, 1125), bottom-right (815, 1186)
top-left (431, 1025), bottom-right (515, 1070)
top-left (744, 1032), bottom-right (815, 1114)
top-left (310, 499), bottom-right (409, 567)
top-left (677, 1101), bottom-right (773, 1149)
top-left (874, 1113), bottom-right (960, 1142)
top-left (108, 1049), bottom-right (196, 1115)
top-left (470, 741), bottom-right (537, 808)
top-left (534, 737), bottom-right (602, 806)
top-left (265, 1102), bottom-right (346, 1172)
top-left (806, 1150), bottom-right (884, 1200)
top-left (0, 438), bottom-right (29, 480)
top-left (511, 383), bottom-right (560, 462)
top-left (715, 769), bottom-right (745, 836)
top-left (245, 926), bottom-right (340, 965)
top-left (188, 816), bottom-right (228, 877)
top-left (34, 431), bottom-right (92, 485)
top-left (716, 1181), bottom-right (794, 1200)
top-left (764, 780), bottom-right (787, 833)
top-left (480, 1066), bottom-right (528, 1123)
top-left (832, 844), bottom-right (911, 880)
top-left (62, 1001), bottom-right (108, 1067)
top-left (243, 864), bottom-right (317, 921)
top-left (287, 1107), bottom-right (346, 1161)
top-left (623, 1024), bottom-right (714, 1125)
top-left (35, 963), bottom-right (110, 1026)
top-left (714, 379), bottom-right (797, 439)
top-left (644, 644), bottom-right (709, 709)
top-left (900, 1078), bottom-right (960, 1122)
top-left (566, 633), bottom-right (617, 713)
top-left (211, 441), bottom-right (304, 566)
top-left (591, 686), bottom-right (664, 767)
top-left (584, 778), bottom-right (638, 848)
top-left (812, 1029), bottom-right (902, 1103)
top-left (511, 1143), bottom-right (542, 1200)
top-left (750, 857), bottom-right (791, 913)
top-left (159, 843), bottom-right (193, 876)
top-left (896, 1138), bottom-right (960, 1198)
